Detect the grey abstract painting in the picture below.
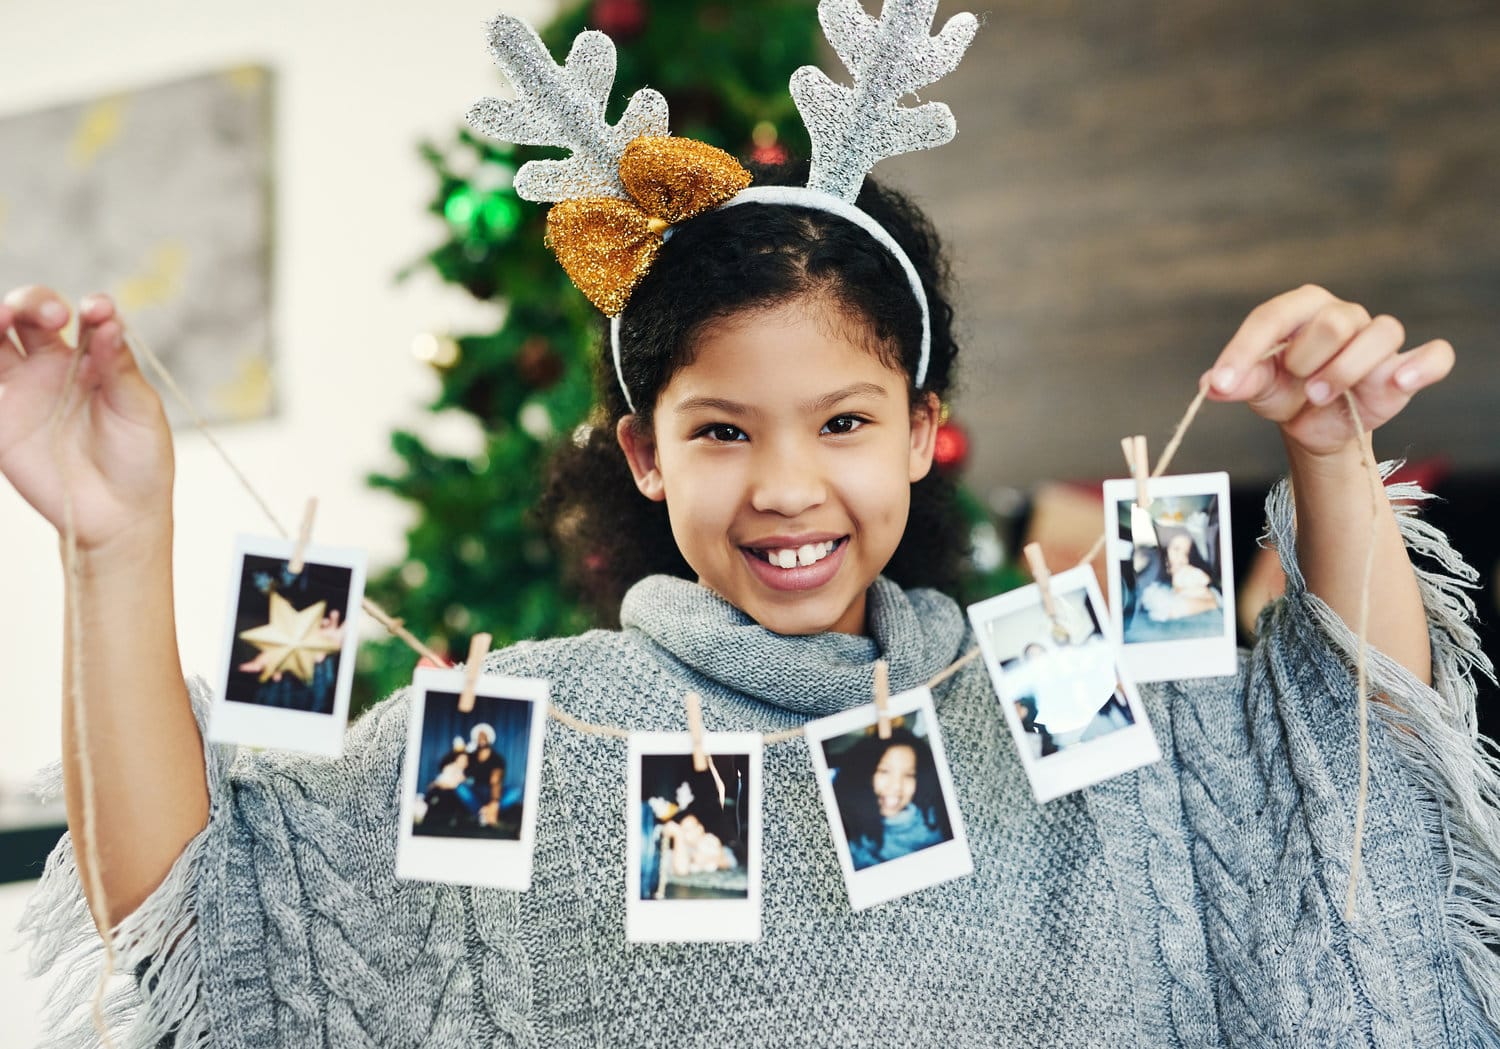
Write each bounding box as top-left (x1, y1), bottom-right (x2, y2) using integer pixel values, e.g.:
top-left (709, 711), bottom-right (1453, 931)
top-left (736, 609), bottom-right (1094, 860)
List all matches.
top-left (0, 66), bottom-right (276, 425)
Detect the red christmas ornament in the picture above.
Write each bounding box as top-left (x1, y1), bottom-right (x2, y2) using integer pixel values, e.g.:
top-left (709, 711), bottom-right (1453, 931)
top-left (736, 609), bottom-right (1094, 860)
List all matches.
top-left (591, 0), bottom-right (647, 39)
top-left (933, 419), bottom-right (969, 470)
top-left (750, 142), bottom-right (790, 167)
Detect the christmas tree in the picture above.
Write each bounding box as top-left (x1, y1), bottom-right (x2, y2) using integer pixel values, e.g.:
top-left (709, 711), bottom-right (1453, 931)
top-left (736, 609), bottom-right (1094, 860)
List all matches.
top-left (355, 0), bottom-right (1019, 709)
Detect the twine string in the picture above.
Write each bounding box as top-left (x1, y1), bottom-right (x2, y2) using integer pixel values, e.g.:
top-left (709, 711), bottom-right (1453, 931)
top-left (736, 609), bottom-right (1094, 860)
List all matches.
top-left (128, 332), bottom-right (450, 669)
top-left (1342, 390), bottom-right (1380, 922)
top-left (51, 320), bottom-right (120, 1048)
top-left (72, 323), bottom-right (1381, 965)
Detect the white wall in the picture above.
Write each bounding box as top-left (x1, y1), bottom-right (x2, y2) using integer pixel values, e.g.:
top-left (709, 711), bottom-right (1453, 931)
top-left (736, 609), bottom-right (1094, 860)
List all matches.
top-left (0, 0), bottom-right (556, 1038)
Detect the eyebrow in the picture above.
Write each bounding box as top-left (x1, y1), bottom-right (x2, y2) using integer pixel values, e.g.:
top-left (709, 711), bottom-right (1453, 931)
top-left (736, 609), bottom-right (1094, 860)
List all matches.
top-left (673, 381), bottom-right (890, 417)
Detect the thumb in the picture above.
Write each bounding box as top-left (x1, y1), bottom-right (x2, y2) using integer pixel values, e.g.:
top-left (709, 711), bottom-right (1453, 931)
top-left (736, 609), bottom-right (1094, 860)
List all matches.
top-left (86, 320), bottom-right (165, 420)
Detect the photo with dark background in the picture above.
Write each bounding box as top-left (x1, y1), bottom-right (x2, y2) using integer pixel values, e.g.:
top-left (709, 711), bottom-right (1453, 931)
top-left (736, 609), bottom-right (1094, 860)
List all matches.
top-left (226, 555), bottom-right (353, 715)
top-left (413, 690), bottom-right (534, 841)
top-left (638, 752), bottom-right (752, 901)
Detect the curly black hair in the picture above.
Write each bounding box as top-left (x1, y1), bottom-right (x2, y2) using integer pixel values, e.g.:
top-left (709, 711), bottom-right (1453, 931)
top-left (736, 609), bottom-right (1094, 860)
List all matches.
top-left (827, 726), bottom-right (953, 858)
top-left (537, 159), bottom-right (967, 624)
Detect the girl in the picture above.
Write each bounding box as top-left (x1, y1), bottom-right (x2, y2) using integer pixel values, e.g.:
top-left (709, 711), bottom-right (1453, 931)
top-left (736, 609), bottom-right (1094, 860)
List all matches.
top-left (4, 153), bottom-right (1498, 1047)
top-left (830, 726), bottom-right (954, 871)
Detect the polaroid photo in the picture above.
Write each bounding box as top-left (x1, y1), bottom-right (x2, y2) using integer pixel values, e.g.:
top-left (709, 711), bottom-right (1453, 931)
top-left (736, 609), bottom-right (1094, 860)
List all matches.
top-left (804, 687), bottom-right (973, 912)
top-left (208, 534), bottom-right (366, 757)
top-left (396, 668), bottom-right (549, 891)
top-left (627, 732), bottom-right (762, 944)
top-left (968, 567), bottom-right (1161, 804)
top-left (1102, 471), bottom-right (1237, 682)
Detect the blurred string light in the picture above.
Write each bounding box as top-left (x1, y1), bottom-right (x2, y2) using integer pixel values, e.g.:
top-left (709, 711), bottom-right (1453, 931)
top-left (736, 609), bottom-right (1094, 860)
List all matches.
top-left (399, 560), bottom-right (429, 588)
top-left (411, 331), bottom-right (461, 368)
top-left (519, 402), bottom-right (554, 441)
top-left (458, 536), bottom-right (487, 565)
top-left (749, 120), bottom-right (789, 166)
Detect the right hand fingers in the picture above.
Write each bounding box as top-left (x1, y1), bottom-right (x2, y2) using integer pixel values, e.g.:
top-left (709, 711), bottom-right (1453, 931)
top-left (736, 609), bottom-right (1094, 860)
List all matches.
top-left (2, 286), bottom-right (145, 389)
top-left (3, 285), bottom-right (75, 357)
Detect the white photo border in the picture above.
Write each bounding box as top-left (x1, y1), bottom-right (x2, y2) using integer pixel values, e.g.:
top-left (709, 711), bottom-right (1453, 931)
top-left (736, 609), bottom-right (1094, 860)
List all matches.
top-left (395, 668), bottom-right (549, 891)
top-left (1102, 471), bottom-right (1237, 682)
top-left (968, 566), bottom-right (1162, 804)
top-left (626, 731), bottom-right (763, 944)
top-left (804, 687), bottom-right (974, 912)
top-left (208, 533), bottom-right (367, 757)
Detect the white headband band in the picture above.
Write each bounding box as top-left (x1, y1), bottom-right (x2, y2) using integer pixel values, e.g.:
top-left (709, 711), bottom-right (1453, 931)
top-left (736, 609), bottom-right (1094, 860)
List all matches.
top-left (609, 185), bottom-right (931, 414)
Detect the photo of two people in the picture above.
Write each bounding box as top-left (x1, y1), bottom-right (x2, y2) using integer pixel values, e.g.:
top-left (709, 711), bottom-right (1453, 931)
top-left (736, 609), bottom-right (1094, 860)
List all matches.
top-left (969, 567), bottom-right (1161, 802)
top-left (396, 671), bottom-right (548, 891)
top-left (985, 586), bottom-right (1134, 761)
top-left (412, 691), bottom-right (533, 841)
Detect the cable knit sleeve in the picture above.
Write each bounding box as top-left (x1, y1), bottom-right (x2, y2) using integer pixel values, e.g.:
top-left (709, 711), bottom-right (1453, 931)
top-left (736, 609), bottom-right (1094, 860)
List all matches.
top-left (1163, 464), bottom-right (1500, 1046)
top-left (18, 670), bottom-right (519, 1049)
top-left (21, 674), bottom-right (238, 1048)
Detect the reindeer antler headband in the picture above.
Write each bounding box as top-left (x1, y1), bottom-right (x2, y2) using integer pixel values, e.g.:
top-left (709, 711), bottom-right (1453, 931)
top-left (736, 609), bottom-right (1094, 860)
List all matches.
top-left (467, 0), bottom-right (978, 412)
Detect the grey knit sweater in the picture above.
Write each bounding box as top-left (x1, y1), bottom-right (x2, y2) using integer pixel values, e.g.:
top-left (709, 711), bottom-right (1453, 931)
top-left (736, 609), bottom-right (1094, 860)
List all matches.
top-left (22, 475), bottom-right (1500, 1048)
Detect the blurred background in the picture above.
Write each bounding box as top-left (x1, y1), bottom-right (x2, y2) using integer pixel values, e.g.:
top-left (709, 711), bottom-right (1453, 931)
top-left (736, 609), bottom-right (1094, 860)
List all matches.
top-left (1, 0), bottom-right (1496, 1039)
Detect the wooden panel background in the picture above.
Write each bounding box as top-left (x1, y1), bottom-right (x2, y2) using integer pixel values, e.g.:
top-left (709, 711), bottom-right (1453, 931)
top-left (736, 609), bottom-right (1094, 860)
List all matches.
top-left (874, 0), bottom-right (1500, 489)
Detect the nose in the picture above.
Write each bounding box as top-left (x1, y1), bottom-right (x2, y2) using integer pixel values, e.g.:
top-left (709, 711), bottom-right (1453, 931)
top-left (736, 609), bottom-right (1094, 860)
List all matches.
top-left (748, 437), bottom-right (828, 517)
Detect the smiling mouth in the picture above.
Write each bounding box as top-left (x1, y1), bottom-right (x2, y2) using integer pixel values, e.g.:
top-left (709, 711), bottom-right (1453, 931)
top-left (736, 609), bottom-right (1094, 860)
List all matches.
top-left (744, 537), bottom-right (847, 569)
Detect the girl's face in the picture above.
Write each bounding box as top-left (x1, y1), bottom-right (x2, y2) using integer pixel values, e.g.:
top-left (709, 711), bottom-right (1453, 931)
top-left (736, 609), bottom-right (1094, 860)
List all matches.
top-left (617, 298), bottom-right (939, 636)
top-left (872, 744), bottom-right (919, 818)
top-left (1167, 533), bottom-right (1193, 571)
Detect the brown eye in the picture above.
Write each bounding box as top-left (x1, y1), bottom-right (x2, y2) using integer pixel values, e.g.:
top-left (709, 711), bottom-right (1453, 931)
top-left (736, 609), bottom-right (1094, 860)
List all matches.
top-left (822, 414), bottom-right (866, 436)
top-left (698, 423), bottom-right (747, 442)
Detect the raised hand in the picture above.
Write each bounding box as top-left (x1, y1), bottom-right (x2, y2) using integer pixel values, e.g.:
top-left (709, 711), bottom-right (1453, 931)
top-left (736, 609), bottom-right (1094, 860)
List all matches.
top-left (0, 286), bottom-right (174, 553)
top-left (1203, 284), bottom-right (1455, 457)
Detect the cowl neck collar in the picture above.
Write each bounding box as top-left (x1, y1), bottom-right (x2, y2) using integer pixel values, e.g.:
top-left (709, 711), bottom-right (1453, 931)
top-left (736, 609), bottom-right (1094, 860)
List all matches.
top-left (619, 575), bottom-right (969, 718)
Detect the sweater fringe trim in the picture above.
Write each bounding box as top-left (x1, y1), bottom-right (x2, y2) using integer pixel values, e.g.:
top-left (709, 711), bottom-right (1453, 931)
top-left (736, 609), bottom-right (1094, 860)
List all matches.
top-left (1268, 466), bottom-right (1500, 1035)
top-left (18, 675), bottom-right (230, 1049)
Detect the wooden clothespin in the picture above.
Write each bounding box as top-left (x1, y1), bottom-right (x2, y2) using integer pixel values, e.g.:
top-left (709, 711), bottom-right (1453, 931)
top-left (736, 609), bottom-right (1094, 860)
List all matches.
top-left (684, 691), bottom-right (708, 772)
top-left (873, 659), bottom-right (892, 740)
top-left (288, 498), bottom-right (318, 575)
top-left (1121, 434), bottom-right (1151, 509)
top-left (1023, 542), bottom-right (1058, 622)
top-left (457, 632), bottom-right (491, 714)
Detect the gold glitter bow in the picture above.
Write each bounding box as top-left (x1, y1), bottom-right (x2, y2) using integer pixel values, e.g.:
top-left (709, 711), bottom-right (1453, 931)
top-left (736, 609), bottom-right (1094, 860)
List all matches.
top-left (544, 135), bottom-right (752, 316)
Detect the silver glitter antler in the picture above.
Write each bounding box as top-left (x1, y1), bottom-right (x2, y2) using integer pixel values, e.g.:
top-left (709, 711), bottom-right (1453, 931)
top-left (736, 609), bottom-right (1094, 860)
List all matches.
top-left (794, 0), bottom-right (978, 202)
top-left (466, 14), bottom-right (670, 203)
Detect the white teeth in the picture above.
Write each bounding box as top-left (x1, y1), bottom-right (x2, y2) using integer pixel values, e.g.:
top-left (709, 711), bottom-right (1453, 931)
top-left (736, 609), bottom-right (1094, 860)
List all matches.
top-left (757, 540), bottom-right (838, 569)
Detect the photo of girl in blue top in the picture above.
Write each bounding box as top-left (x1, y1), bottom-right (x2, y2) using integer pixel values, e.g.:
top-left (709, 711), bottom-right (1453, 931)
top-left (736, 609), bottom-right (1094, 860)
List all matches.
top-left (4, 6), bottom-right (1499, 1047)
top-left (826, 721), bottom-right (954, 870)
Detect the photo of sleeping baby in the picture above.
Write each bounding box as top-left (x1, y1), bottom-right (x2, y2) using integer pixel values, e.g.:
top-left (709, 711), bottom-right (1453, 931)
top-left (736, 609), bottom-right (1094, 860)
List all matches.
top-left (638, 752), bottom-right (753, 901)
top-left (1115, 492), bottom-right (1225, 645)
top-left (984, 586), bottom-right (1136, 760)
top-left (411, 691), bottom-right (534, 841)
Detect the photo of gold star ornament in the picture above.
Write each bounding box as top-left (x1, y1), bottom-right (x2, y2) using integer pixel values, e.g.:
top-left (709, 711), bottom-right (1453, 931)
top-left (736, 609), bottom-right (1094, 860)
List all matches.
top-left (238, 592), bottom-right (342, 684)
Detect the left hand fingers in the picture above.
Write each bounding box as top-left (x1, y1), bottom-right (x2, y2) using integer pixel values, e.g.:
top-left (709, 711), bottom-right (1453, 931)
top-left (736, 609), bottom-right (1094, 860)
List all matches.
top-left (1280, 300), bottom-right (1374, 382)
top-left (1299, 313), bottom-right (1403, 407)
top-left (1205, 284), bottom-right (1340, 397)
top-left (1349, 338), bottom-right (1456, 423)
